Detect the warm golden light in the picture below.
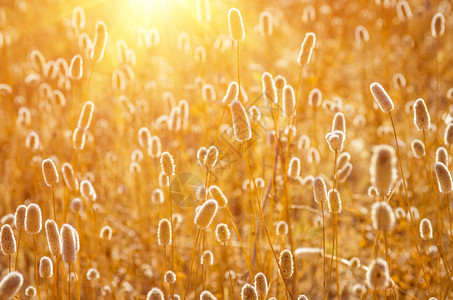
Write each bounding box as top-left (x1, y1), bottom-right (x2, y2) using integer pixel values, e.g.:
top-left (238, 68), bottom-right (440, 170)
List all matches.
top-left (0, 0), bottom-right (451, 299)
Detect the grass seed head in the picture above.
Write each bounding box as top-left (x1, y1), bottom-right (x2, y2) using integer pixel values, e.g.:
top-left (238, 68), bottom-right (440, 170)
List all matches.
top-left (231, 100), bottom-right (252, 142)
top-left (45, 219), bottom-right (61, 256)
top-left (14, 205), bottom-right (26, 230)
top-left (25, 204), bottom-right (42, 234)
top-left (371, 201), bottom-right (395, 232)
top-left (420, 218), bottom-right (433, 240)
top-left (328, 189), bottom-right (342, 213)
top-left (370, 83), bottom-right (394, 112)
top-left (215, 223), bottom-right (230, 243)
top-left (160, 152), bottom-right (175, 176)
top-left (298, 32), bottom-right (316, 65)
top-left (195, 199), bottom-right (218, 229)
top-left (241, 283), bottom-right (258, 300)
top-left (313, 177), bottom-right (327, 203)
top-left (431, 13), bottom-right (445, 38)
top-left (91, 21), bottom-right (108, 62)
top-left (0, 271), bottom-right (23, 300)
top-left (42, 158), bottom-right (59, 187)
top-left (370, 145), bottom-right (397, 197)
top-left (434, 162), bottom-right (453, 193)
top-left (413, 98), bottom-right (430, 131)
top-left (228, 8), bottom-right (245, 41)
top-left (78, 101), bottom-right (94, 130)
top-left (69, 54), bottom-right (83, 80)
top-left (279, 249), bottom-right (294, 279)
top-left (1, 224), bottom-right (16, 254)
top-left (158, 218), bottom-right (172, 246)
top-left (436, 147), bottom-right (448, 166)
top-left (254, 272), bottom-right (268, 298)
top-left (61, 224), bottom-right (77, 263)
top-left (146, 287), bottom-right (164, 300)
top-left (39, 256), bottom-right (53, 278)
top-left (366, 258), bottom-right (390, 290)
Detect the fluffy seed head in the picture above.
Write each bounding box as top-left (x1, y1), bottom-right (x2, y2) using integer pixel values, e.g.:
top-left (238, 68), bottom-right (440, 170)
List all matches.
top-left (337, 163), bottom-right (353, 183)
top-left (349, 257), bottom-right (361, 269)
top-left (308, 88), bottom-right (322, 106)
top-left (69, 54), bottom-right (83, 80)
top-left (158, 219), bottom-right (172, 246)
top-left (434, 162), bottom-right (453, 193)
top-left (413, 98), bottom-right (430, 131)
top-left (1, 225), bottom-right (16, 255)
top-left (370, 145), bottom-right (397, 197)
top-left (288, 157), bottom-right (300, 178)
top-left (332, 112), bottom-right (346, 134)
top-left (73, 127), bottom-right (86, 150)
top-left (325, 130), bottom-right (345, 152)
top-left (223, 82), bottom-right (238, 104)
top-left (298, 32), bottom-right (316, 65)
top-left (78, 101), bottom-right (94, 130)
top-left (201, 250), bottom-right (214, 265)
top-left (420, 218), bottom-right (433, 240)
top-left (262, 72), bottom-right (277, 104)
top-left (42, 158), bottom-right (59, 187)
top-left (215, 223), bottom-right (230, 243)
top-left (208, 185), bottom-right (228, 208)
top-left (0, 271), bottom-right (23, 300)
top-left (151, 189), bottom-right (164, 204)
top-left (328, 189), bottom-right (342, 213)
top-left (431, 13), bottom-right (445, 38)
top-left (355, 25), bottom-right (369, 46)
top-left (231, 100), bottom-right (252, 142)
top-left (39, 256), bottom-right (53, 278)
top-left (14, 205), bottom-right (26, 230)
top-left (194, 199), bottom-right (218, 229)
top-left (100, 226), bottom-right (113, 240)
top-left (147, 287), bottom-right (164, 300)
top-left (254, 272), bottom-right (268, 298)
top-left (279, 249), bottom-right (294, 279)
top-left (160, 152), bottom-right (175, 176)
top-left (283, 85), bottom-right (296, 116)
top-left (444, 124), bottom-right (453, 145)
top-left (371, 201), bottom-right (395, 232)
top-left (164, 270), bottom-right (176, 284)
top-left (45, 219), bottom-right (61, 256)
top-left (337, 152), bottom-right (350, 170)
top-left (62, 163), bottom-right (77, 191)
top-left (370, 83), bottom-right (394, 112)
top-left (204, 146), bottom-right (219, 168)
top-left (436, 147), bottom-right (448, 166)
top-left (276, 221), bottom-right (288, 236)
top-left (200, 291), bottom-right (216, 300)
top-left (259, 12), bottom-right (273, 36)
top-left (366, 258), bottom-right (390, 290)
top-left (241, 283), bottom-right (258, 300)
top-left (313, 177), bottom-right (327, 203)
top-left (70, 198), bottom-right (83, 213)
top-left (61, 224), bottom-right (77, 263)
top-left (91, 21), bottom-right (108, 62)
top-left (228, 8), bottom-right (245, 41)
top-left (86, 268), bottom-right (100, 281)
top-left (197, 147), bottom-right (208, 166)
top-left (25, 204), bottom-right (42, 234)
top-left (396, 1), bottom-right (412, 21)
top-left (24, 286), bottom-right (35, 296)
top-left (411, 139), bottom-right (425, 158)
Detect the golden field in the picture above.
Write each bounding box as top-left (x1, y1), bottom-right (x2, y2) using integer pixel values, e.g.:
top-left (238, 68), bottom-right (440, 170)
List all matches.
top-left (0, 0), bottom-right (451, 299)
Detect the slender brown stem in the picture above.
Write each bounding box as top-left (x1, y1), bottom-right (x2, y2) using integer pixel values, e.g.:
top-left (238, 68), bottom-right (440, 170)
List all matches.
top-left (14, 229), bottom-right (21, 270)
top-left (167, 175), bottom-right (175, 300)
top-left (52, 186), bottom-right (56, 222)
top-left (243, 142), bottom-right (294, 299)
top-left (68, 263), bottom-right (71, 300)
top-left (183, 229), bottom-right (201, 300)
top-left (237, 42), bottom-right (241, 101)
top-left (33, 235), bottom-right (42, 300)
top-left (388, 111), bottom-right (431, 292)
top-left (224, 242), bottom-right (235, 299)
top-left (321, 201), bottom-right (326, 300)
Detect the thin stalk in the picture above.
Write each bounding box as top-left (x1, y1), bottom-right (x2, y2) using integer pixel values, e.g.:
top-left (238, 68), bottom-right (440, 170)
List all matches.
top-left (33, 235), bottom-right (42, 300)
top-left (388, 111), bottom-right (431, 291)
top-left (167, 175), bottom-right (175, 300)
top-left (243, 142), bottom-right (293, 299)
top-left (52, 186), bottom-right (56, 222)
top-left (14, 229), bottom-right (21, 270)
top-left (183, 229), bottom-right (201, 300)
top-left (224, 241), bottom-right (235, 299)
top-left (237, 42), bottom-right (241, 101)
top-left (320, 201), bottom-right (326, 300)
